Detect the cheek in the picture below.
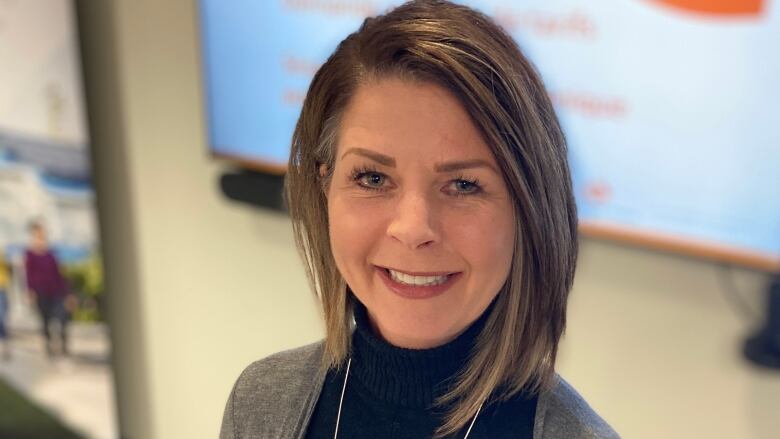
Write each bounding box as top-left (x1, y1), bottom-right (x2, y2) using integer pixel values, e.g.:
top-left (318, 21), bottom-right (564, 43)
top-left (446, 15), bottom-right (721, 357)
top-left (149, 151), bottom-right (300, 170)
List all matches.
top-left (327, 195), bottom-right (384, 277)
top-left (451, 206), bottom-right (516, 274)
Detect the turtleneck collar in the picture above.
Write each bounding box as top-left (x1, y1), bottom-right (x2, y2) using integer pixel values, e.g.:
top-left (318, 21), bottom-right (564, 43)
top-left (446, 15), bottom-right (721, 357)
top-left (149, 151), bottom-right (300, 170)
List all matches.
top-left (349, 298), bottom-right (495, 410)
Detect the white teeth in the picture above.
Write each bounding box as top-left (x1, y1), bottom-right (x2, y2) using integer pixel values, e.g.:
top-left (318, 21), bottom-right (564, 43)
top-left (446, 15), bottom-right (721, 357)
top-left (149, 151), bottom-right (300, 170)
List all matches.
top-left (387, 269), bottom-right (450, 286)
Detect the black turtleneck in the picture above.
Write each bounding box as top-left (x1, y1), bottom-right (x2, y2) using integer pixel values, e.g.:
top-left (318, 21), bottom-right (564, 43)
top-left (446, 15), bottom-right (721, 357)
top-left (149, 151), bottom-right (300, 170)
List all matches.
top-left (304, 300), bottom-right (537, 439)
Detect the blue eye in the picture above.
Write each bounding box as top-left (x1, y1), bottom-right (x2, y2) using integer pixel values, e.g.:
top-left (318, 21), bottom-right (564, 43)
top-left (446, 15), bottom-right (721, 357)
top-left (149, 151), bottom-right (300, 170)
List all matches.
top-left (450, 178), bottom-right (482, 196)
top-left (359, 172), bottom-right (385, 188)
top-left (350, 166), bottom-right (387, 192)
top-left (455, 180), bottom-right (477, 192)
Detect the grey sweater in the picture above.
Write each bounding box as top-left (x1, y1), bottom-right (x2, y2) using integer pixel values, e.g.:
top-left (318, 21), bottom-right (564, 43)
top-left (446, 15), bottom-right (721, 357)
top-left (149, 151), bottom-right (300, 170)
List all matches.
top-left (220, 341), bottom-right (620, 439)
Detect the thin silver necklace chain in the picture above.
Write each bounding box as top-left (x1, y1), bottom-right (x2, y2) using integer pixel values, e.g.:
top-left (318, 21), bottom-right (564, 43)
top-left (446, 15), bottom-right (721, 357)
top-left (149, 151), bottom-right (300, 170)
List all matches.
top-left (333, 358), bottom-right (485, 439)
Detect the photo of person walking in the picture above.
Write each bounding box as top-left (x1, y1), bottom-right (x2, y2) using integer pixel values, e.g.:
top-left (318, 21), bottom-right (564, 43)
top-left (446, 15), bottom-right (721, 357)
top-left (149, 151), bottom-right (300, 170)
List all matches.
top-left (23, 221), bottom-right (72, 358)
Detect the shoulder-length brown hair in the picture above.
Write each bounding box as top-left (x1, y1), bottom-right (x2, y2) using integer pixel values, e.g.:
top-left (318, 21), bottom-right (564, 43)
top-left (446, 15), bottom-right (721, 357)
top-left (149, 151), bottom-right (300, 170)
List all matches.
top-left (284, 0), bottom-right (578, 436)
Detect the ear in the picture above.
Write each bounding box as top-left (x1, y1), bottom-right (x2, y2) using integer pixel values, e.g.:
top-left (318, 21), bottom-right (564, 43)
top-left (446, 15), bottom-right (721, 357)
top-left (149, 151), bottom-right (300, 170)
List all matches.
top-left (318, 163), bottom-right (328, 178)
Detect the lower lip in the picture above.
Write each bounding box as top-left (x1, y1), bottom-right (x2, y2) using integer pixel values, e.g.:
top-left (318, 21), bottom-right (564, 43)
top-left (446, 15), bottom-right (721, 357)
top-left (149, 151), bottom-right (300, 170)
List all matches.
top-left (376, 266), bottom-right (461, 300)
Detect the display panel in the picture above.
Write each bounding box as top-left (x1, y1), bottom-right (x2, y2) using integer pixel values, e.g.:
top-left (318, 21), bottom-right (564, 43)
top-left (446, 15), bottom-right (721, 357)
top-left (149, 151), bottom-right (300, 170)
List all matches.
top-left (197, 0), bottom-right (780, 270)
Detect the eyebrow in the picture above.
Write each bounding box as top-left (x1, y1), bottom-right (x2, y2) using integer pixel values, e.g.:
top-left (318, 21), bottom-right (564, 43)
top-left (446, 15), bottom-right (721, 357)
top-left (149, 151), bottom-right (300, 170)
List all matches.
top-left (341, 147), bottom-right (395, 167)
top-left (340, 147), bottom-right (500, 174)
top-left (435, 159), bottom-right (499, 174)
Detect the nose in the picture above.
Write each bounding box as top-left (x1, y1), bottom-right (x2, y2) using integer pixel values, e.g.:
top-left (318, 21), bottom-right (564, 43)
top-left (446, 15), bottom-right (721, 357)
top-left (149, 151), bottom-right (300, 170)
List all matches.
top-left (386, 192), bottom-right (439, 250)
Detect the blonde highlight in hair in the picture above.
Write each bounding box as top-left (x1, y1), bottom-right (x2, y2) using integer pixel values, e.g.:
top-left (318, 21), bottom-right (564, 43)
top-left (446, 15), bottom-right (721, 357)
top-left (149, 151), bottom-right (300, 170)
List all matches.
top-left (284, 1), bottom-right (578, 436)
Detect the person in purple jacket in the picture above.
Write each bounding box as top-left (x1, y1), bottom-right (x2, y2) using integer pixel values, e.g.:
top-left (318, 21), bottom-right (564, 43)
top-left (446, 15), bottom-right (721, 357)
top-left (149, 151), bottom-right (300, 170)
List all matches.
top-left (24, 221), bottom-right (71, 357)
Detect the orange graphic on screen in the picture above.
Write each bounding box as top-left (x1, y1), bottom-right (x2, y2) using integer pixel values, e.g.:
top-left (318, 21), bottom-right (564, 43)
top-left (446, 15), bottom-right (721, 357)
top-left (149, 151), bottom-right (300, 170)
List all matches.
top-left (584, 181), bottom-right (613, 205)
top-left (649, 0), bottom-right (764, 17)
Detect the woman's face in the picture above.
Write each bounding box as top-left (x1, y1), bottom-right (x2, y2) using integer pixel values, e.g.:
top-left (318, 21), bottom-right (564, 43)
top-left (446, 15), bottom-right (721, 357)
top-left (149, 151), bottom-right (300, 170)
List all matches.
top-left (326, 78), bottom-right (516, 349)
top-left (31, 227), bottom-right (48, 251)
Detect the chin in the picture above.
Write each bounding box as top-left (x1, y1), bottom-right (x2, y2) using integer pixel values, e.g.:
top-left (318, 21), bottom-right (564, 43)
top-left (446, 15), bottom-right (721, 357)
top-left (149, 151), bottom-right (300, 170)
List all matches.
top-left (372, 299), bottom-right (466, 349)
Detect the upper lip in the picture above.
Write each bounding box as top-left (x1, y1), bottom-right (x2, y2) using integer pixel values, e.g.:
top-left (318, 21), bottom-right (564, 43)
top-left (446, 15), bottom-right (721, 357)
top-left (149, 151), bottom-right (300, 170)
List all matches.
top-left (376, 265), bottom-right (458, 276)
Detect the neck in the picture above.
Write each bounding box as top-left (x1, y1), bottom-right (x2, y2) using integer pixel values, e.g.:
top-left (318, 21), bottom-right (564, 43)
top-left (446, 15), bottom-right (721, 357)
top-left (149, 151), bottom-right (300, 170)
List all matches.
top-left (349, 298), bottom-right (494, 409)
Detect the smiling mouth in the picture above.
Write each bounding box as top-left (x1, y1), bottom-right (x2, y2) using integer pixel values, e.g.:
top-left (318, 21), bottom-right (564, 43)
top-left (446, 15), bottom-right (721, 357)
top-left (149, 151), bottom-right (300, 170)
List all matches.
top-left (378, 266), bottom-right (458, 287)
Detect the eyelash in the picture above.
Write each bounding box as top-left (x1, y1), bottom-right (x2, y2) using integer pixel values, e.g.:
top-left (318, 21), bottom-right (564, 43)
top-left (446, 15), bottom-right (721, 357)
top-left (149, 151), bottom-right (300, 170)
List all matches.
top-left (349, 165), bottom-right (483, 197)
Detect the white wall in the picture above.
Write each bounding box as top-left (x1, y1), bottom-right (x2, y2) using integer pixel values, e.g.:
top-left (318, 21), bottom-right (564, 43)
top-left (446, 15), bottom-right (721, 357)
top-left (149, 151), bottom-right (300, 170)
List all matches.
top-left (76, 1), bottom-right (774, 438)
top-left (559, 239), bottom-right (774, 438)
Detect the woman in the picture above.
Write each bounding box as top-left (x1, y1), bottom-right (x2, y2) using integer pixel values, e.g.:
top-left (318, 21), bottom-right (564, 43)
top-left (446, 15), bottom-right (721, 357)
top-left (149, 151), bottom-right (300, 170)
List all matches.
top-left (221, 1), bottom-right (618, 438)
top-left (24, 221), bottom-right (71, 357)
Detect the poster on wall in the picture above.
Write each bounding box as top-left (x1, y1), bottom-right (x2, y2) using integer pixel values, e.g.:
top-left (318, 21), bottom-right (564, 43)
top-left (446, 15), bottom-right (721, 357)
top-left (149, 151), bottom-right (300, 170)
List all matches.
top-left (198, 0), bottom-right (780, 270)
top-left (0, 0), bottom-right (98, 273)
top-left (0, 1), bottom-right (114, 436)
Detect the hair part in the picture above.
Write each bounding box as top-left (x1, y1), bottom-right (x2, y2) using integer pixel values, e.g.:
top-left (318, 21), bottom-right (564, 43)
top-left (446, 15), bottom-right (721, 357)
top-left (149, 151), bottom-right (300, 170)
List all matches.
top-left (284, 1), bottom-right (578, 436)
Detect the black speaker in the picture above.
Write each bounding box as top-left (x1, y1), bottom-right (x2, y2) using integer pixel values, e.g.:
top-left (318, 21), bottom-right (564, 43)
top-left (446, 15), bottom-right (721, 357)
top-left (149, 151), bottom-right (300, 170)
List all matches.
top-left (744, 275), bottom-right (780, 369)
top-left (219, 170), bottom-right (287, 213)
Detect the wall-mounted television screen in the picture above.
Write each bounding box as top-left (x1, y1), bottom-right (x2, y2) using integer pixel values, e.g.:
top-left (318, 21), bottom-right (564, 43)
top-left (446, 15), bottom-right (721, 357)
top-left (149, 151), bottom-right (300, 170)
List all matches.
top-left (197, 0), bottom-right (780, 271)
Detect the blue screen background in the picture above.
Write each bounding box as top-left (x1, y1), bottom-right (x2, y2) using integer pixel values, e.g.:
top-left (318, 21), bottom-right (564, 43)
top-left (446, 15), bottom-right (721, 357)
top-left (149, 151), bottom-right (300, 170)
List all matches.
top-left (198, 0), bottom-right (780, 264)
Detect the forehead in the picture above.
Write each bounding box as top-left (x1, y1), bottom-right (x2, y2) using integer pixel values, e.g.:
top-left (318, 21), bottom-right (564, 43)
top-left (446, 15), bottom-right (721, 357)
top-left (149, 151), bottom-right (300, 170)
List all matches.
top-left (337, 78), bottom-right (494, 163)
